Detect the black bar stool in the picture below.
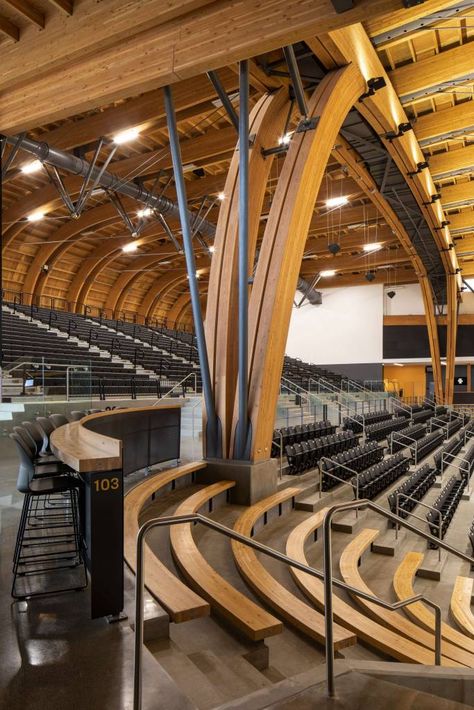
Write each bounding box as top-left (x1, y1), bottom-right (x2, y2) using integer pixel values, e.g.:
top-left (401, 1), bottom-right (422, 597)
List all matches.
top-left (10, 433), bottom-right (87, 600)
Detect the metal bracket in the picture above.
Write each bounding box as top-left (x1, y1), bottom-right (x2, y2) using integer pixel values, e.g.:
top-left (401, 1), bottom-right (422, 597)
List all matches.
top-left (44, 164), bottom-right (78, 217)
top-left (108, 191), bottom-right (141, 237)
top-left (296, 117), bottom-right (319, 133)
top-left (1, 132), bottom-right (26, 180)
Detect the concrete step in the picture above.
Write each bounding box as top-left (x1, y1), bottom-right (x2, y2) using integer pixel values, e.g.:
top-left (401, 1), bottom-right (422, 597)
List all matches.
top-left (188, 649), bottom-right (271, 700)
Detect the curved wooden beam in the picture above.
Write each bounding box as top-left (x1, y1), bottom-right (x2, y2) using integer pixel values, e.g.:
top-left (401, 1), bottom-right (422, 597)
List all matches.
top-left (331, 136), bottom-right (444, 402)
top-left (244, 64), bottom-right (366, 460)
top-left (205, 87), bottom-right (290, 457)
top-left (138, 271), bottom-right (188, 321)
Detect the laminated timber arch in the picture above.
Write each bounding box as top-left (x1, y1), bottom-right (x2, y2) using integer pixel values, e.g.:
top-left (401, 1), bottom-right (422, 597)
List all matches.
top-left (238, 64), bottom-right (366, 461)
top-left (318, 23), bottom-right (461, 404)
top-left (205, 86), bottom-right (290, 457)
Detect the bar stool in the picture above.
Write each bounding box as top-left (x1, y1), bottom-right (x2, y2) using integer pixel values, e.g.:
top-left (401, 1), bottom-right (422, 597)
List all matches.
top-left (10, 433), bottom-right (87, 600)
top-left (49, 413), bottom-right (69, 428)
top-left (35, 417), bottom-right (55, 454)
top-left (69, 410), bottom-right (87, 421)
top-left (21, 420), bottom-right (53, 459)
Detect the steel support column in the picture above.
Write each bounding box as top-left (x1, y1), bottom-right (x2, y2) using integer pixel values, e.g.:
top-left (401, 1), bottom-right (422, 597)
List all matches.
top-left (235, 60), bottom-right (251, 459)
top-left (207, 71), bottom-right (239, 133)
top-left (163, 86), bottom-right (220, 457)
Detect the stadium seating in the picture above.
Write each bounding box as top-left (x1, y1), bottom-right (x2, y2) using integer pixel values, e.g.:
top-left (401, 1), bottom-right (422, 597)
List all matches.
top-left (365, 416), bottom-right (406, 442)
top-left (271, 421), bottom-right (336, 456)
top-left (285, 430), bottom-right (358, 475)
top-left (427, 476), bottom-right (466, 547)
top-left (412, 429), bottom-right (444, 463)
top-left (388, 464), bottom-right (436, 518)
top-left (434, 435), bottom-right (465, 473)
top-left (352, 453), bottom-right (410, 499)
top-left (390, 423), bottom-right (426, 453)
top-left (342, 410), bottom-right (391, 434)
top-left (320, 441), bottom-right (384, 491)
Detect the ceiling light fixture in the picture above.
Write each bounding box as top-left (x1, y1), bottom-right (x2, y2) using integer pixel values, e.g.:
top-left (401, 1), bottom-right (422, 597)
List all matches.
top-left (217, 192), bottom-right (226, 201)
top-left (209, 245), bottom-right (215, 254)
top-left (278, 132), bottom-right (293, 146)
top-left (320, 269), bottom-right (336, 277)
top-left (27, 211), bottom-right (45, 222)
top-left (137, 207), bottom-right (153, 218)
top-left (21, 159), bottom-right (43, 175)
top-left (363, 242), bottom-right (382, 252)
top-left (122, 241), bottom-right (139, 253)
top-left (326, 196), bottom-right (349, 209)
top-left (112, 127), bottom-right (140, 145)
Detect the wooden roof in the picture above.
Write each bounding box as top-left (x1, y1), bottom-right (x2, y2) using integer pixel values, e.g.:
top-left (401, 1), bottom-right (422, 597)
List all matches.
top-left (1, 0), bottom-right (473, 327)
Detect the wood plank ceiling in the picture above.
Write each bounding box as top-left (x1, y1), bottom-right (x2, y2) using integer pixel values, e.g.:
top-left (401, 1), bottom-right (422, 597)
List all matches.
top-left (1, 0), bottom-right (473, 327)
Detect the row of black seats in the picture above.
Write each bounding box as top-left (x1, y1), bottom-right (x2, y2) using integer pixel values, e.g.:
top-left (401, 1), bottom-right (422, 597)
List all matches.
top-left (412, 408), bottom-right (435, 425)
top-left (388, 463), bottom-right (436, 518)
top-left (434, 434), bottom-right (464, 473)
top-left (390, 423), bottom-right (426, 453)
top-left (460, 441), bottom-right (474, 481)
top-left (469, 520), bottom-right (474, 556)
top-left (427, 476), bottom-right (466, 547)
top-left (352, 453), bottom-right (410, 500)
top-left (271, 421), bottom-right (335, 456)
top-left (365, 416), bottom-right (406, 442)
top-left (285, 431), bottom-right (358, 475)
top-left (412, 429), bottom-right (444, 463)
top-left (342, 410), bottom-right (391, 434)
top-left (320, 441), bottom-right (384, 492)
top-left (445, 417), bottom-right (463, 439)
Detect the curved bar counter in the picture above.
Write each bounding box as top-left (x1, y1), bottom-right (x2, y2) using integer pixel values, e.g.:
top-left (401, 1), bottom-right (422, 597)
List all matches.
top-left (51, 404), bottom-right (182, 619)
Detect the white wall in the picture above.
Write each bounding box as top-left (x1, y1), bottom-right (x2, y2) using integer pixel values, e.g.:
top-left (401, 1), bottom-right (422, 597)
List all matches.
top-left (286, 283), bottom-right (383, 365)
top-left (383, 283), bottom-right (474, 315)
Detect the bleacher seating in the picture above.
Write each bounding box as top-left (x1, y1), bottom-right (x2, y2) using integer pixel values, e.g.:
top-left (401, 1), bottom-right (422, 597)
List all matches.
top-left (365, 416), bottom-right (406, 442)
top-left (320, 441), bottom-right (384, 491)
top-left (412, 408), bottom-right (435, 425)
top-left (282, 356), bottom-right (348, 390)
top-left (285, 430), bottom-right (358, 475)
top-left (460, 441), bottom-right (474, 481)
top-left (469, 520), bottom-right (474, 555)
top-left (352, 453), bottom-right (409, 499)
top-left (271, 421), bottom-right (335, 457)
top-left (388, 464), bottom-right (436, 518)
top-left (434, 435), bottom-right (464, 473)
top-left (427, 476), bottom-right (466, 547)
top-left (445, 417), bottom-right (463, 439)
top-left (390, 423), bottom-right (426, 453)
top-left (342, 410), bottom-right (391, 434)
top-left (412, 429), bottom-right (444, 463)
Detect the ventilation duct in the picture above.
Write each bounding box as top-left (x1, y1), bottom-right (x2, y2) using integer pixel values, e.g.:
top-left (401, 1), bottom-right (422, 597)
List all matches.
top-left (296, 277), bottom-right (322, 305)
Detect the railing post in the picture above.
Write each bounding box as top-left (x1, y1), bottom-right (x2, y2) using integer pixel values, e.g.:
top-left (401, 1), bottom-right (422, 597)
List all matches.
top-left (323, 513), bottom-right (335, 697)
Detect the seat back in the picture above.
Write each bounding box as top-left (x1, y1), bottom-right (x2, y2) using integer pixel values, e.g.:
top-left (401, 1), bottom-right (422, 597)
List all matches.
top-left (69, 410), bottom-right (87, 421)
top-left (21, 420), bottom-right (45, 454)
top-left (10, 433), bottom-right (35, 493)
top-left (49, 413), bottom-right (69, 428)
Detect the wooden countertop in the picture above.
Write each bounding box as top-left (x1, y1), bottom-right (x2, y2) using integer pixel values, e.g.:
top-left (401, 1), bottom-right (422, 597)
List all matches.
top-left (50, 403), bottom-right (182, 473)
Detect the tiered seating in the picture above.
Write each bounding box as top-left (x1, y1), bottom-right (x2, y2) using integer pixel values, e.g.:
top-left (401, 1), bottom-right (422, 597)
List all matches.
top-left (271, 421), bottom-right (335, 457)
top-left (170, 482), bottom-right (283, 641)
top-left (470, 520), bottom-right (474, 555)
top-left (394, 552), bottom-right (474, 654)
top-left (427, 476), bottom-right (466, 546)
top-left (232, 490), bottom-right (356, 649)
top-left (450, 577), bottom-right (474, 639)
top-left (285, 430), bottom-right (358, 475)
top-left (365, 416), bottom-right (406, 442)
top-left (13, 304), bottom-right (200, 392)
top-left (320, 441), bottom-right (383, 492)
top-left (352, 453), bottom-right (409, 499)
top-left (445, 417), bottom-right (463, 439)
top-left (412, 408), bottom-right (435, 425)
top-left (412, 429), bottom-right (444, 463)
top-left (460, 441), bottom-right (474, 481)
top-left (339, 529), bottom-right (474, 666)
top-left (286, 509), bottom-right (458, 664)
top-left (388, 464), bottom-right (436, 518)
top-left (433, 435), bottom-right (464, 473)
top-left (342, 410), bottom-right (391, 434)
top-left (390, 423), bottom-right (426, 453)
top-left (282, 356), bottom-right (348, 389)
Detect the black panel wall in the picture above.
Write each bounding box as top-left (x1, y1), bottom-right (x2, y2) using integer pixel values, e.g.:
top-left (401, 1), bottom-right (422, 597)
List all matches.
top-left (383, 325), bottom-right (474, 359)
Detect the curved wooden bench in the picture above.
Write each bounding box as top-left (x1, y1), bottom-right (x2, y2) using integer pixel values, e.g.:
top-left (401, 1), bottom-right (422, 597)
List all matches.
top-left (286, 509), bottom-right (460, 666)
top-left (124, 461), bottom-right (210, 623)
top-left (340, 529), bottom-right (474, 667)
top-left (170, 481), bottom-right (282, 641)
top-left (394, 552), bottom-right (474, 654)
top-left (232, 489), bottom-right (356, 650)
top-left (451, 577), bottom-right (474, 639)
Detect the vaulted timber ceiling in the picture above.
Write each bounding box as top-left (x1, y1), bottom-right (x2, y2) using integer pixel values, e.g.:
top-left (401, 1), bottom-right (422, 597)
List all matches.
top-left (1, 0), bottom-right (474, 328)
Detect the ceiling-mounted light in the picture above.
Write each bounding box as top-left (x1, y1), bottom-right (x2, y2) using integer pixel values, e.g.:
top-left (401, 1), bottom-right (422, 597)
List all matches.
top-left (407, 160), bottom-right (429, 177)
top-left (385, 122), bottom-right (413, 141)
top-left (217, 192), bottom-right (226, 201)
top-left (363, 242), bottom-right (382, 253)
top-left (365, 271), bottom-right (376, 282)
top-left (326, 195), bottom-right (349, 209)
top-left (21, 159), bottom-right (43, 175)
top-left (320, 269), bottom-right (336, 277)
top-left (278, 132), bottom-right (293, 146)
top-left (27, 211), bottom-right (45, 222)
top-left (392, 362), bottom-right (404, 367)
top-left (387, 290), bottom-right (396, 299)
top-left (137, 207), bottom-right (153, 218)
top-left (112, 127), bottom-right (140, 144)
top-left (328, 243), bottom-right (341, 255)
top-left (122, 241), bottom-right (139, 253)
top-left (359, 76), bottom-right (387, 102)
top-left (209, 245), bottom-right (215, 254)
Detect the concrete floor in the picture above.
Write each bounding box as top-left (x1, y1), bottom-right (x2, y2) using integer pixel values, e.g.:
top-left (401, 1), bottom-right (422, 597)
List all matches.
top-left (1, 423), bottom-right (474, 710)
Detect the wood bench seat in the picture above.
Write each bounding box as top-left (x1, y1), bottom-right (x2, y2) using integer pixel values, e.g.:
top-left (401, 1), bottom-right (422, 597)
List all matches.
top-left (124, 461), bottom-right (210, 623)
top-left (285, 509), bottom-right (460, 665)
top-left (339, 529), bottom-right (474, 667)
top-left (451, 577), bottom-right (474, 640)
top-left (394, 552), bottom-right (474, 654)
top-left (169, 481), bottom-right (283, 642)
top-left (232, 489), bottom-right (356, 651)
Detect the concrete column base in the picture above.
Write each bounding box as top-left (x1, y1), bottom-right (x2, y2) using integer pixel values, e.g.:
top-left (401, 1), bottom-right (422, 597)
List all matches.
top-left (203, 458), bottom-right (278, 505)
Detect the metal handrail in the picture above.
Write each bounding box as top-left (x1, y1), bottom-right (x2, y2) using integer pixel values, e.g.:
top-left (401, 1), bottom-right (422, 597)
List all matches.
top-left (153, 371), bottom-right (198, 404)
top-left (322, 499), bottom-right (474, 698)
top-left (133, 506), bottom-right (461, 709)
top-left (318, 456), bottom-right (360, 506)
top-left (389, 430), bottom-right (417, 458)
top-left (395, 493), bottom-right (443, 561)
